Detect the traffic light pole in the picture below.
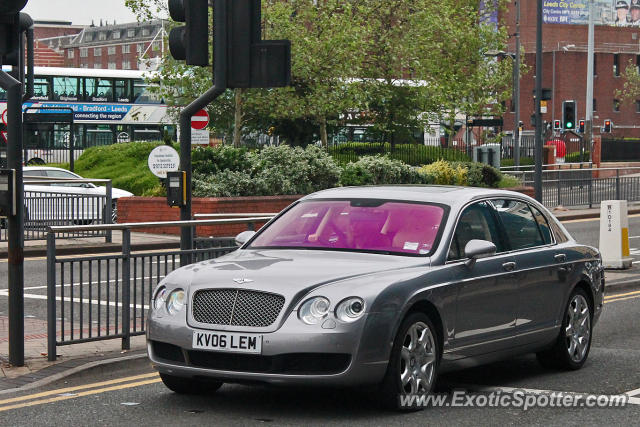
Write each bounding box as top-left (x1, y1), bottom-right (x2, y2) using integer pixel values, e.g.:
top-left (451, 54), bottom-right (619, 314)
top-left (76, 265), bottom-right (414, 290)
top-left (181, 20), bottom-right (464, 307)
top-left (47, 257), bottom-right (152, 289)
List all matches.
top-left (513, 0), bottom-right (521, 169)
top-left (179, 0), bottom-right (227, 265)
top-left (534, 0), bottom-right (543, 202)
top-left (0, 70), bottom-right (24, 366)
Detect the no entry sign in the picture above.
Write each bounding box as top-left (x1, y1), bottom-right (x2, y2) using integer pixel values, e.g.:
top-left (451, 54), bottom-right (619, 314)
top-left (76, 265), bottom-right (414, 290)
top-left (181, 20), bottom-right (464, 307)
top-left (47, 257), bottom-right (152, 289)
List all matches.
top-left (191, 109), bottom-right (209, 130)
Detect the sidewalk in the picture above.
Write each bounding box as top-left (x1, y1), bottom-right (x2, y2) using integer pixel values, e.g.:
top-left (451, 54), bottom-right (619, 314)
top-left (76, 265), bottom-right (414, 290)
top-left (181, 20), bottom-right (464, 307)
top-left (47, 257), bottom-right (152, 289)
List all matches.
top-left (0, 231), bottom-right (180, 259)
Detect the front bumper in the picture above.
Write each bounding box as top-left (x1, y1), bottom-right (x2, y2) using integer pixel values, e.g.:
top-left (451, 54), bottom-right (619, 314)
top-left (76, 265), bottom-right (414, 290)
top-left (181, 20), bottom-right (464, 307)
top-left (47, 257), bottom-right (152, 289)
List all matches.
top-left (147, 310), bottom-right (391, 386)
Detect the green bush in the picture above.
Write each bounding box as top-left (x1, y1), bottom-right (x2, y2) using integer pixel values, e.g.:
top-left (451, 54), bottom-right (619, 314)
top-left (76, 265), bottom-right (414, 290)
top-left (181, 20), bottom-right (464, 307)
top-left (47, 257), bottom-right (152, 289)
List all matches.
top-left (339, 155), bottom-right (428, 186)
top-left (565, 151), bottom-right (590, 163)
top-left (501, 157), bottom-right (535, 167)
top-left (449, 162), bottom-right (501, 188)
top-left (192, 145), bottom-right (251, 175)
top-left (418, 160), bottom-right (468, 185)
top-left (193, 145), bottom-right (342, 197)
top-left (74, 142), bottom-right (164, 196)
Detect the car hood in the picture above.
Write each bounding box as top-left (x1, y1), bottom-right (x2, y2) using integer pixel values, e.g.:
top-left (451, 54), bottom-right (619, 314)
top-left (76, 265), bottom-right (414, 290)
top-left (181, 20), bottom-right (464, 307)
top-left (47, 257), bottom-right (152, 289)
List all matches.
top-left (111, 187), bottom-right (134, 199)
top-left (181, 249), bottom-right (429, 303)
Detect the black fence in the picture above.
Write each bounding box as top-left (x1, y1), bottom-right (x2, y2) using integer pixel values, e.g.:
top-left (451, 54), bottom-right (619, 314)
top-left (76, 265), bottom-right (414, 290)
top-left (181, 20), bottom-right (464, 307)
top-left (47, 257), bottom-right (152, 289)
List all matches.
top-left (601, 139), bottom-right (640, 162)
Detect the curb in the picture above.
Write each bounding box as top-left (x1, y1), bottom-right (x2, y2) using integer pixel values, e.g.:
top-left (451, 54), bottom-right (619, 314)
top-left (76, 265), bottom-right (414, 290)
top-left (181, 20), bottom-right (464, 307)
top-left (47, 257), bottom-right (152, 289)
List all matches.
top-left (556, 207), bottom-right (640, 222)
top-left (0, 351), bottom-right (149, 395)
top-left (0, 241), bottom-right (180, 260)
top-left (604, 278), bottom-right (640, 293)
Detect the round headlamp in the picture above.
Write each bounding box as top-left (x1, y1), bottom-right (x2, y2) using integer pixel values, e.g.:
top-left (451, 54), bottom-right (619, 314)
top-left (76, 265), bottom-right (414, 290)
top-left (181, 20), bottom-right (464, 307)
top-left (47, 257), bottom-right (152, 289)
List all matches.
top-left (335, 297), bottom-right (365, 323)
top-left (154, 287), bottom-right (167, 312)
top-left (298, 297), bottom-right (330, 325)
top-left (166, 289), bottom-right (185, 315)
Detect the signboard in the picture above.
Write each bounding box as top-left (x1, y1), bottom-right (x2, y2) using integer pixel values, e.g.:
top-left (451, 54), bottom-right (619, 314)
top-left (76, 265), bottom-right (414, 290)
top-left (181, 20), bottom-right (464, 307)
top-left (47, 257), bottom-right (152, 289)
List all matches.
top-left (191, 109), bottom-right (209, 130)
top-left (148, 145), bottom-right (180, 179)
top-left (0, 102), bottom-right (169, 124)
top-left (541, 100), bottom-right (548, 114)
top-left (543, 0), bottom-right (635, 26)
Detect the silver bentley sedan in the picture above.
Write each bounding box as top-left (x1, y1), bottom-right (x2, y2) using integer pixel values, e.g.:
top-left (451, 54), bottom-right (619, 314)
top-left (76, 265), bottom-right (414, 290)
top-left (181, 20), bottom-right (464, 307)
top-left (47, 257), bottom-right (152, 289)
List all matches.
top-left (147, 186), bottom-right (604, 410)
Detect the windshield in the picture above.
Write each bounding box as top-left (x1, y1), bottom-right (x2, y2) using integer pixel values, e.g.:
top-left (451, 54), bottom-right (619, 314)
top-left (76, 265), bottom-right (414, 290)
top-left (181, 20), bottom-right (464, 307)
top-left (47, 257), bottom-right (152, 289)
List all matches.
top-left (249, 199), bottom-right (446, 256)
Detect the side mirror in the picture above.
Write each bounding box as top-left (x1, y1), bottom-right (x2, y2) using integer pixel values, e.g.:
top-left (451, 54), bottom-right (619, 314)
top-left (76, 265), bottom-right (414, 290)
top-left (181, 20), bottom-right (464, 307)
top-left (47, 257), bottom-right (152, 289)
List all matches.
top-left (464, 239), bottom-right (497, 268)
top-left (235, 230), bottom-right (256, 247)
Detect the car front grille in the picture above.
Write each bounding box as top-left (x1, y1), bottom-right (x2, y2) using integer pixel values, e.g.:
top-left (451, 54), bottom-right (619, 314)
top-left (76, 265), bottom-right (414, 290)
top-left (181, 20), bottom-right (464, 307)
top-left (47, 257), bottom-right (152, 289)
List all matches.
top-left (192, 289), bottom-right (285, 327)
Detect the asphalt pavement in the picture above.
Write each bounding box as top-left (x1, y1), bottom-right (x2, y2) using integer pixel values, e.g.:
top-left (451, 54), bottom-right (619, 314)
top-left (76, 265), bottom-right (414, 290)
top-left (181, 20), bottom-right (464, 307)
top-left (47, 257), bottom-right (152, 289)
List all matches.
top-left (1, 291), bottom-right (638, 426)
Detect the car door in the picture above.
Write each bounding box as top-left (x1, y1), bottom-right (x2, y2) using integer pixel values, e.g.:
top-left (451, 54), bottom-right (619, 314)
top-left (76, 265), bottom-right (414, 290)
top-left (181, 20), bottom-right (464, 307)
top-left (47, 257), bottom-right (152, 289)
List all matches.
top-left (447, 201), bottom-right (519, 356)
top-left (491, 199), bottom-right (563, 342)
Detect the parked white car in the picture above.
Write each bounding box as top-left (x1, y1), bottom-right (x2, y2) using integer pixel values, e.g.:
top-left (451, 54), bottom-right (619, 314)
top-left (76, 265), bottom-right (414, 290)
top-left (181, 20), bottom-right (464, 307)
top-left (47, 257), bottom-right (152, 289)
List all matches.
top-left (23, 166), bottom-right (133, 224)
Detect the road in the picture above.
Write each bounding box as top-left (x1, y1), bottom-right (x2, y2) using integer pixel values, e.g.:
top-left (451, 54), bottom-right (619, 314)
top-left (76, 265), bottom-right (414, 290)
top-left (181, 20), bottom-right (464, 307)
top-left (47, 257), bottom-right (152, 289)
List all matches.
top-left (1, 215), bottom-right (640, 335)
top-left (1, 290), bottom-right (638, 425)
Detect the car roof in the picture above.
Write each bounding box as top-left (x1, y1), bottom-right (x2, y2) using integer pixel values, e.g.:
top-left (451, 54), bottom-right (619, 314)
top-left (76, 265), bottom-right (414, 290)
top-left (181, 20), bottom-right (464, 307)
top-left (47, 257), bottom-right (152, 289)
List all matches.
top-left (23, 166), bottom-right (72, 172)
top-left (302, 185), bottom-right (537, 210)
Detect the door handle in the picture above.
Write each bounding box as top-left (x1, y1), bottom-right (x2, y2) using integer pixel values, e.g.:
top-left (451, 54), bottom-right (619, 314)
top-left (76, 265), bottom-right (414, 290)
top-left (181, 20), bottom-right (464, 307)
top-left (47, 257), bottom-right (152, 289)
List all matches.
top-left (502, 262), bottom-right (516, 272)
top-left (555, 254), bottom-right (567, 263)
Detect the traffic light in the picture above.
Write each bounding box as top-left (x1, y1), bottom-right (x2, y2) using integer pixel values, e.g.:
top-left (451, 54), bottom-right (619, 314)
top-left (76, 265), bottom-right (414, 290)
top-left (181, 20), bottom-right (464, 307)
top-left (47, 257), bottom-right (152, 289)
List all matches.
top-left (226, 0), bottom-right (291, 88)
top-left (168, 0), bottom-right (209, 66)
top-left (604, 119), bottom-right (612, 133)
top-left (578, 119), bottom-right (585, 133)
top-left (518, 120), bottom-right (524, 131)
top-left (553, 119), bottom-right (561, 130)
top-left (0, 0), bottom-right (28, 62)
top-left (562, 100), bottom-right (576, 130)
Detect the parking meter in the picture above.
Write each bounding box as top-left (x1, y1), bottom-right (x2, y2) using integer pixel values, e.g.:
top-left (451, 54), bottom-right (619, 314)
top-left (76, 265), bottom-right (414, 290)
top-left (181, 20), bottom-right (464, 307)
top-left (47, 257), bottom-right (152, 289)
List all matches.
top-left (0, 169), bottom-right (16, 216)
top-left (167, 171), bottom-right (186, 208)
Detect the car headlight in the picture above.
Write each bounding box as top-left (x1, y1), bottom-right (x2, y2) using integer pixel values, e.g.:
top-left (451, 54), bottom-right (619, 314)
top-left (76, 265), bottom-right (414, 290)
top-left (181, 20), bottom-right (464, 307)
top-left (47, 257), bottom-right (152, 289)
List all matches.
top-left (335, 297), bottom-right (365, 323)
top-left (166, 289), bottom-right (186, 316)
top-left (153, 287), bottom-right (167, 312)
top-left (298, 297), bottom-right (330, 325)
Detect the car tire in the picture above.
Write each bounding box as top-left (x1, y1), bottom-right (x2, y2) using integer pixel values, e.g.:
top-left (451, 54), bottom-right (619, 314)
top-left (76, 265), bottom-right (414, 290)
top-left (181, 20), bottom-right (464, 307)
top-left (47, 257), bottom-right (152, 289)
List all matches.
top-left (378, 312), bottom-right (440, 411)
top-left (537, 287), bottom-right (593, 370)
top-left (159, 373), bottom-right (223, 395)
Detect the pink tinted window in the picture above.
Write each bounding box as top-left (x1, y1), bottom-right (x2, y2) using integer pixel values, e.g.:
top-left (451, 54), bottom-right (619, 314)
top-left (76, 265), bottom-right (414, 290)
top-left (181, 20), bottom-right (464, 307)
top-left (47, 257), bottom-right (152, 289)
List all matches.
top-left (249, 200), bottom-right (445, 255)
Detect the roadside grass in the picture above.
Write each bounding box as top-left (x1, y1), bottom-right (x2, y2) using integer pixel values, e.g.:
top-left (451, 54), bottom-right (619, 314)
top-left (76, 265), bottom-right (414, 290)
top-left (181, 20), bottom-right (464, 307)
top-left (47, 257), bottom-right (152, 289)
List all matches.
top-left (72, 142), bottom-right (166, 196)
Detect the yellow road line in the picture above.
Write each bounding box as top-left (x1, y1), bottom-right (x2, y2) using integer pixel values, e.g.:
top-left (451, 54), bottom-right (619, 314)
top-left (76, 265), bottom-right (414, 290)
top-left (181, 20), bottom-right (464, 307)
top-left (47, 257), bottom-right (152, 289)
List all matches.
top-left (604, 295), bottom-right (640, 304)
top-left (0, 372), bottom-right (158, 405)
top-left (0, 378), bottom-right (161, 412)
top-left (604, 290), bottom-right (640, 300)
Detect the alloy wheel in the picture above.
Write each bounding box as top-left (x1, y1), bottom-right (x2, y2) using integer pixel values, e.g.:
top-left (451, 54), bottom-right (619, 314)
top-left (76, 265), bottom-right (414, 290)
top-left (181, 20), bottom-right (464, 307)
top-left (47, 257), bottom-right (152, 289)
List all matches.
top-left (565, 294), bottom-right (591, 363)
top-left (399, 321), bottom-right (436, 394)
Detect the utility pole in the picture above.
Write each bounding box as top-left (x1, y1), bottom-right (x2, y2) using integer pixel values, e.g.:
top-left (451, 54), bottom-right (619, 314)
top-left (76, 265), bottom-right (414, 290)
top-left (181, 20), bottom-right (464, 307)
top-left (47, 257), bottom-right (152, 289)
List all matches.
top-left (514, 0), bottom-right (521, 168)
top-left (534, 0), bottom-right (543, 202)
top-left (585, 0), bottom-right (594, 163)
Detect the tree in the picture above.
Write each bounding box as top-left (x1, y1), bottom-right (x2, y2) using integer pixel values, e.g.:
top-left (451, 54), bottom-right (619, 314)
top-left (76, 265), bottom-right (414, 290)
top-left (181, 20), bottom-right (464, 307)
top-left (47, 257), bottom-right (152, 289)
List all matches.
top-left (617, 59), bottom-right (640, 104)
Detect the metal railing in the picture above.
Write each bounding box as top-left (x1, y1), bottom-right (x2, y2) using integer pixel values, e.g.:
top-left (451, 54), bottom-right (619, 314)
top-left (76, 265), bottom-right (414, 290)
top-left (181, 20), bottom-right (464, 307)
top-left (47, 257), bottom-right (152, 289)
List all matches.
top-left (504, 167), bottom-right (640, 208)
top-left (46, 216), bottom-right (274, 361)
top-left (0, 178), bottom-right (113, 242)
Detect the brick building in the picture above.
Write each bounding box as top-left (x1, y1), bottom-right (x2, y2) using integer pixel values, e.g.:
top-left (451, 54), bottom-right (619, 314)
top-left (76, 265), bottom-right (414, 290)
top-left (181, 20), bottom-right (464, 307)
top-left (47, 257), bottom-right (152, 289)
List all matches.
top-left (36, 20), bottom-right (166, 71)
top-left (32, 21), bottom-right (84, 67)
top-left (502, 1), bottom-right (640, 138)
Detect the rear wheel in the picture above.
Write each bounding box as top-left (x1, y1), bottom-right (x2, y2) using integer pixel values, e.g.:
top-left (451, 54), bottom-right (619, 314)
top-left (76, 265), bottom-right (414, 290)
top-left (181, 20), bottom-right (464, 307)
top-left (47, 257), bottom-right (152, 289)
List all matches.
top-left (537, 287), bottom-right (592, 370)
top-left (378, 312), bottom-right (439, 411)
top-left (159, 373), bottom-right (223, 395)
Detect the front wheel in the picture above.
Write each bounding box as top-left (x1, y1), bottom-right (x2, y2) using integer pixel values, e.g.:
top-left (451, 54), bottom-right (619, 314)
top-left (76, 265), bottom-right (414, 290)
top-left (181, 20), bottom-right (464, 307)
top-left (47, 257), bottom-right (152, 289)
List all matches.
top-left (378, 312), bottom-right (440, 411)
top-left (159, 373), bottom-right (223, 395)
top-left (537, 287), bottom-right (593, 370)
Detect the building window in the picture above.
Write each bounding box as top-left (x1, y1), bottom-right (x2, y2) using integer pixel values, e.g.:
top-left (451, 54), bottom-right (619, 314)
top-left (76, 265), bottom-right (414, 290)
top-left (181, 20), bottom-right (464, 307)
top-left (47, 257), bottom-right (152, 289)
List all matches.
top-left (94, 47), bottom-right (102, 56)
top-left (152, 41), bottom-right (160, 51)
top-left (593, 54), bottom-right (597, 76)
top-left (593, 98), bottom-right (597, 112)
top-left (122, 60), bottom-right (131, 70)
top-left (613, 99), bottom-right (621, 112)
top-left (80, 47), bottom-right (88, 58)
top-left (67, 49), bottom-right (74, 59)
top-left (85, 33), bottom-right (93, 42)
top-left (108, 62), bottom-right (117, 70)
top-left (113, 30), bottom-right (121, 39)
top-left (127, 29), bottom-right (136, 38)
top-left (636, 100), bottom-right (640, 113)
top-left (142, 28), bottom-right (150, 36)
top-left (614, 54), bottom-right (620, 77)
top-left (510, 99), bottom-right (515, 113)
top-left (93, 63), bottom-right (102, 69)
top-left (137, 43), bottom-right (145, 53)
top-left (108, 46), bottom-right (117, 55)
top-left (98, 32), bottom-right (107, 41)
top-left (122, 44), bottom-right (131, 54)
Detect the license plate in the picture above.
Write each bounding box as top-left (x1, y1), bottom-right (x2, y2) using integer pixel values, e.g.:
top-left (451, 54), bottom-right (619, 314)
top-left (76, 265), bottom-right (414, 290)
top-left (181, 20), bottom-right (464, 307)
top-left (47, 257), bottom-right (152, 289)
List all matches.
top-left (192, 331), bottom-right (262, 354)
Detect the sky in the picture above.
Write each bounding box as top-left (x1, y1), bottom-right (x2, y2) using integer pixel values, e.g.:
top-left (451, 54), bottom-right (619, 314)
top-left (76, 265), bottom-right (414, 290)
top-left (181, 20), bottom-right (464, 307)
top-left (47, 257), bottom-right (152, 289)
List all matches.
top-left (22, 0), bottom-right (141, 25)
